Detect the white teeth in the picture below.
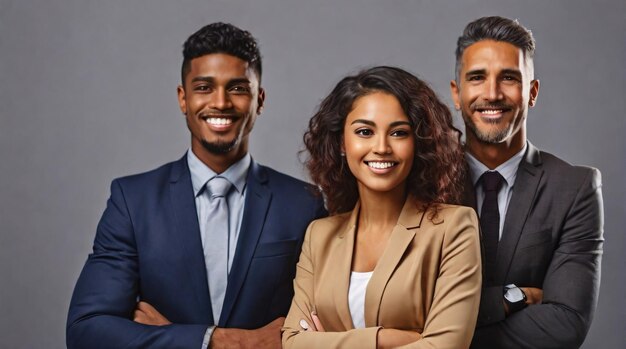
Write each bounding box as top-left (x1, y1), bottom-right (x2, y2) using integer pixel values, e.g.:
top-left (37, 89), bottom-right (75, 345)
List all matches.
top-left (480, 110), bottom-right (502, 115)
top-left (206, 118), bottom-right (233, 125)
top-left (368, 162), bottom-right (395, 169)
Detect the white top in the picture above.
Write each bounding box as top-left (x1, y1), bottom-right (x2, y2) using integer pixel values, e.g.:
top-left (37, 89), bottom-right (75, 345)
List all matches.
top-left (348, 271), bottom-right (373, 329)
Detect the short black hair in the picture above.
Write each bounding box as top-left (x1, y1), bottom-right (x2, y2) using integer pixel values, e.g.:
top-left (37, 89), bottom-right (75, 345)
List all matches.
top-left (455, 16), bottom-right (535, 81)
top-left (181, 22), bottom-right (262, 86)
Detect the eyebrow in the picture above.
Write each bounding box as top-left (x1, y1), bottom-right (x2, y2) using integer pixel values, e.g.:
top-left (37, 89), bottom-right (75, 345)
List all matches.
top-left (465, 68), bottom-right (522, 77)
top-left (350, 119), bottom-right (412, 127)
top-left (190, 76), bottom-right (251, 84)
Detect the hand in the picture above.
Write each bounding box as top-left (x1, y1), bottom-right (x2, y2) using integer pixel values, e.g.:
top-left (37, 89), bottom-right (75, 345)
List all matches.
top-left (521, 287), bottom-right (543, 305)
top-left (133, 301), bottom-right (172, 326)
top-left (299, 311), bottom-right (326, 332)
top-left (210, 317), bottom-right (284, 349)
top-left (377, 328), bottom-right (421, 349)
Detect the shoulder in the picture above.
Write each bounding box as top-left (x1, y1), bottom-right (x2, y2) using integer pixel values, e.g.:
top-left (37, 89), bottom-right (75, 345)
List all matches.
top-left (534, 148), bottom-right (602, 190)
top-left (427, 204), bottom-right (480, 244)
top-left (110, 157), bottom-right (184, 197)
top-left (304, 211), bottom-right (352, 243)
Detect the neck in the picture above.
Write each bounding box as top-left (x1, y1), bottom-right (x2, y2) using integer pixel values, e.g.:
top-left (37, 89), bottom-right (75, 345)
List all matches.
top-left (466, 129), bottom-right (526, 170)
top-left (357, 185), bottom-right (406, 231)
top-left (191, 140), bottom-right (248, 174)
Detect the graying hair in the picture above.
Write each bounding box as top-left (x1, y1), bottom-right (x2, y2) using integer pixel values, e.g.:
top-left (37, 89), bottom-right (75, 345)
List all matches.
top-left (455, 16), bottom-right (535, 82)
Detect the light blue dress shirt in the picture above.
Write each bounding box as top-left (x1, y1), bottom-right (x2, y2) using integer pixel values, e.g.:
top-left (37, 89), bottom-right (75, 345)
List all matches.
top-left (187, 150), bottom-right (250, 349)
top-left (466, 143), bottom-right (527, 240)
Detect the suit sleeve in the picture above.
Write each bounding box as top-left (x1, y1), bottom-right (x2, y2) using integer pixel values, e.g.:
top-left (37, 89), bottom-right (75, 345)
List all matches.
top-left (281, 221), bottom-right (382, 349)
top-left (396, 206), bottom-right (482, 349)
top-left (471, 168), bottom-right (604, 349)
top-left (66, 180), bottom-right (207, 349)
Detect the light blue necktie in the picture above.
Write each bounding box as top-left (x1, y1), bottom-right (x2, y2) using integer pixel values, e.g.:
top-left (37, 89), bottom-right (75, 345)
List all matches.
top-left (204, 176), bottom-right (231, 324)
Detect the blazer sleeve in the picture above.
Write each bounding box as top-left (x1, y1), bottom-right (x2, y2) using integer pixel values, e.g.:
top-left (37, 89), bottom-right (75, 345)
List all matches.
top-left (396, 206), bottom-right (482, 349)
top-left (282, 221), bottom-right (382, 349)
top-left (471, 168), bottom-right (604, 349)
top-left (66, 180), bottom-right (207, 349)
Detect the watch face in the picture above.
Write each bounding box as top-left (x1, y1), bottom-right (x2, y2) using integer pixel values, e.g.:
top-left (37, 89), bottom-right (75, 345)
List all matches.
top-left (505, 287), bottom-right (525, 302)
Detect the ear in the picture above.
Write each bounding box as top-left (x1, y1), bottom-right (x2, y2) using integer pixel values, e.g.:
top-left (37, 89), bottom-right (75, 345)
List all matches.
top-left (256, 87), bottom-right (266, 115)
top-left (177, 85), bottom-right (187, 115)
top-left (450, 80), bottom-right (461, 110)
top-left (528, 79), bottom-right (540, 107)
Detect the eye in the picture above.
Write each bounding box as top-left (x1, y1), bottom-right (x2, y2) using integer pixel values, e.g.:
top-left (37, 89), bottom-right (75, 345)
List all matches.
top-left (194, 85), bottom-right (211, 92)
top-left (390, 129), bottom-right (411, 137)
top-left (230, 85), bottom-right (251, 94)
top-left (467, 75), bottom-right (484, 82)
top-left (502, 75), bottom-right (520, 83)
top-left (355, 128), bottom-right (373, 137)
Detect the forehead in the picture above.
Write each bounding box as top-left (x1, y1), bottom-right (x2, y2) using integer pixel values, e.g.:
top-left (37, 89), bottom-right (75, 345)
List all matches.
top-left (461, 40), bottom-right (525, 72)
top-left (186, 53), bottom-right (257, 82)
top-left (347, 92), bottom-right (409, 123)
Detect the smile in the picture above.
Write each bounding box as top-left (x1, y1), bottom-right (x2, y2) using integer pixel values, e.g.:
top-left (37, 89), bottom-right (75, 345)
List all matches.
top-left (365, 161), bottom-right (397, 169)
top-left (479, 109), bottom-right (503, 115)
top-left (204, 117), bottom-right (233, 125)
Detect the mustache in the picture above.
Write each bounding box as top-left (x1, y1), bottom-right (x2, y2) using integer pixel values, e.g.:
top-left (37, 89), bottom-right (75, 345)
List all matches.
top-left (471, 101), bottom-right (513, 111)
top-left (198, 110), bottom-right (238, 118)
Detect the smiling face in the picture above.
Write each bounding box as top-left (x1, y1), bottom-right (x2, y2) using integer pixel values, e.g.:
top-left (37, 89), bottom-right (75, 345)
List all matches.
top-left (177, 53), bottom-right (264, 170)
top-left (451, 40), bottom-right (539, 149)
top-left (343, 92), bottom-right (414, 196)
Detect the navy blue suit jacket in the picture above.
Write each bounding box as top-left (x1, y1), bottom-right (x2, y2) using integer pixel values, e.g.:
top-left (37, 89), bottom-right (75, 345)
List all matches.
top-left (67, 155), bottom-right (326, 349)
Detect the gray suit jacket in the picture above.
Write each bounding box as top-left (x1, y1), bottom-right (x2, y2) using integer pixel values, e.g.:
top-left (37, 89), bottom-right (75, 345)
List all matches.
top-left (467, 142), bottom-right (604, 349)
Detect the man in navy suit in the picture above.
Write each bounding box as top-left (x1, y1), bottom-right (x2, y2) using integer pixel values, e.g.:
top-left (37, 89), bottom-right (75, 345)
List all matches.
top-left (67, 22), bottom-right (326, 349)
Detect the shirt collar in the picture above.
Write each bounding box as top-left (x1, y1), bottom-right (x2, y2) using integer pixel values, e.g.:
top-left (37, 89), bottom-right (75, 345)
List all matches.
top-left (466, 142), bottom-right (527, 187)
top-left (187, 149), bottom-right (251, 197)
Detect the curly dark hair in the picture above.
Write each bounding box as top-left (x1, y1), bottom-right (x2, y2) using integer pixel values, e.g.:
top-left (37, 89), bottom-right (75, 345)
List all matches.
top-left (303, 66), bottom-right (466, 215)
top-left (181, 22), bottom-right (262, 85)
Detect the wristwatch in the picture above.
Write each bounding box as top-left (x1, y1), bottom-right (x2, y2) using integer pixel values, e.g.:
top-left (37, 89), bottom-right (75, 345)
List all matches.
top-left (503, 284), bottom-right (527, 314)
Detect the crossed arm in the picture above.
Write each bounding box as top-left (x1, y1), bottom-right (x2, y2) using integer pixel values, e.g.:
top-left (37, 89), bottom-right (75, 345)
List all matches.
top-left (66, 180), bottom-right (284, 349)
top-left (282, 208), bottom-right (482, 349)
top-left (471, 169), bottom-right (604, 348)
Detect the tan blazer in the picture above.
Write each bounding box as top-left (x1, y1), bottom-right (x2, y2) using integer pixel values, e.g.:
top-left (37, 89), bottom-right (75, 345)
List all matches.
top-left (282, 198), bottom-right (482, 349)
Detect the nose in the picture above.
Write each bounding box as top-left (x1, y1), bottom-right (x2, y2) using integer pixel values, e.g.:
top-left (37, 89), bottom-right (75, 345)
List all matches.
top-left (211, 88), bottom-right (233, 110)
top-left (484, 77), bottom-right (503, 101)
top-left (373, 134), bottom-right (392, 155)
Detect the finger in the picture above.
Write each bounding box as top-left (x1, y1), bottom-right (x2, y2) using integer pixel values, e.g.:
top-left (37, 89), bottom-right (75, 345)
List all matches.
top-left (137, 301), bottom-right (154, 312)
top-left (133, 310), bottom-right (146, 323)
top-left (311, 311), bottom-right (325, 332)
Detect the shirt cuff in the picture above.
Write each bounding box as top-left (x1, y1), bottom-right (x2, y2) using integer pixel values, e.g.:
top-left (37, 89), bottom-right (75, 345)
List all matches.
top-left (201, 325), bottom-right (216, 349)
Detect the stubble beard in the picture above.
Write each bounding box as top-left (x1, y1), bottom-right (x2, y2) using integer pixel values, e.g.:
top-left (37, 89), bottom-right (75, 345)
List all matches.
top-left (201, 137), bottom-right (239, 154)
top-left (463, 113), bottom-right (512, 144)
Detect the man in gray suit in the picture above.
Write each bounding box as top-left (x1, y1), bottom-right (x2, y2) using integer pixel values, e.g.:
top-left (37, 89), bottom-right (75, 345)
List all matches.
top-left (450, 16), bottom-right (604, 348)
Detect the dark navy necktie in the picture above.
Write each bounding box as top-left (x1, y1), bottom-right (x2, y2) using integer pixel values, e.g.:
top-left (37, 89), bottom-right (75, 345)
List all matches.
top-left (480, 171), bottom-right (504, 284)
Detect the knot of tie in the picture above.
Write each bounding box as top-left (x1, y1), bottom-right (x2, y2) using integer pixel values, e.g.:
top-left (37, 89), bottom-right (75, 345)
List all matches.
top-left (481, 171), bottom-right (504, 192)
top-left (207, 177), bottom-right (232, 200)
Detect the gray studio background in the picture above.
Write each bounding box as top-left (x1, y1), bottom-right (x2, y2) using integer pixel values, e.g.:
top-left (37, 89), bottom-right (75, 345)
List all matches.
top-left (1, 0), bottom-right (624, 348)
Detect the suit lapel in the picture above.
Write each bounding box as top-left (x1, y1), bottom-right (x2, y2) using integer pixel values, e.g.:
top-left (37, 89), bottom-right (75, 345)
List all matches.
top-left (364, 198), bottom-right (422, 327)
top-left (332, 203), bottom-right (360, 329)
top-left (496, 143), bottom-right (543, 282)
top-left (168, 155), bottom-right (214, 324)
top-left (219, 161), bottom-right (271, 326)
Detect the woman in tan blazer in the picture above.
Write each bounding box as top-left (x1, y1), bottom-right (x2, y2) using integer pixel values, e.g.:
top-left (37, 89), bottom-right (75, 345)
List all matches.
top-left (282, 66), bottom-right (481, 349)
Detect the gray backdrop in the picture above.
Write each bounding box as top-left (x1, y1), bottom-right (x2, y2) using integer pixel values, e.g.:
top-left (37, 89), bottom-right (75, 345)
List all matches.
top-left (1, 0), bottom-right (624, 348)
